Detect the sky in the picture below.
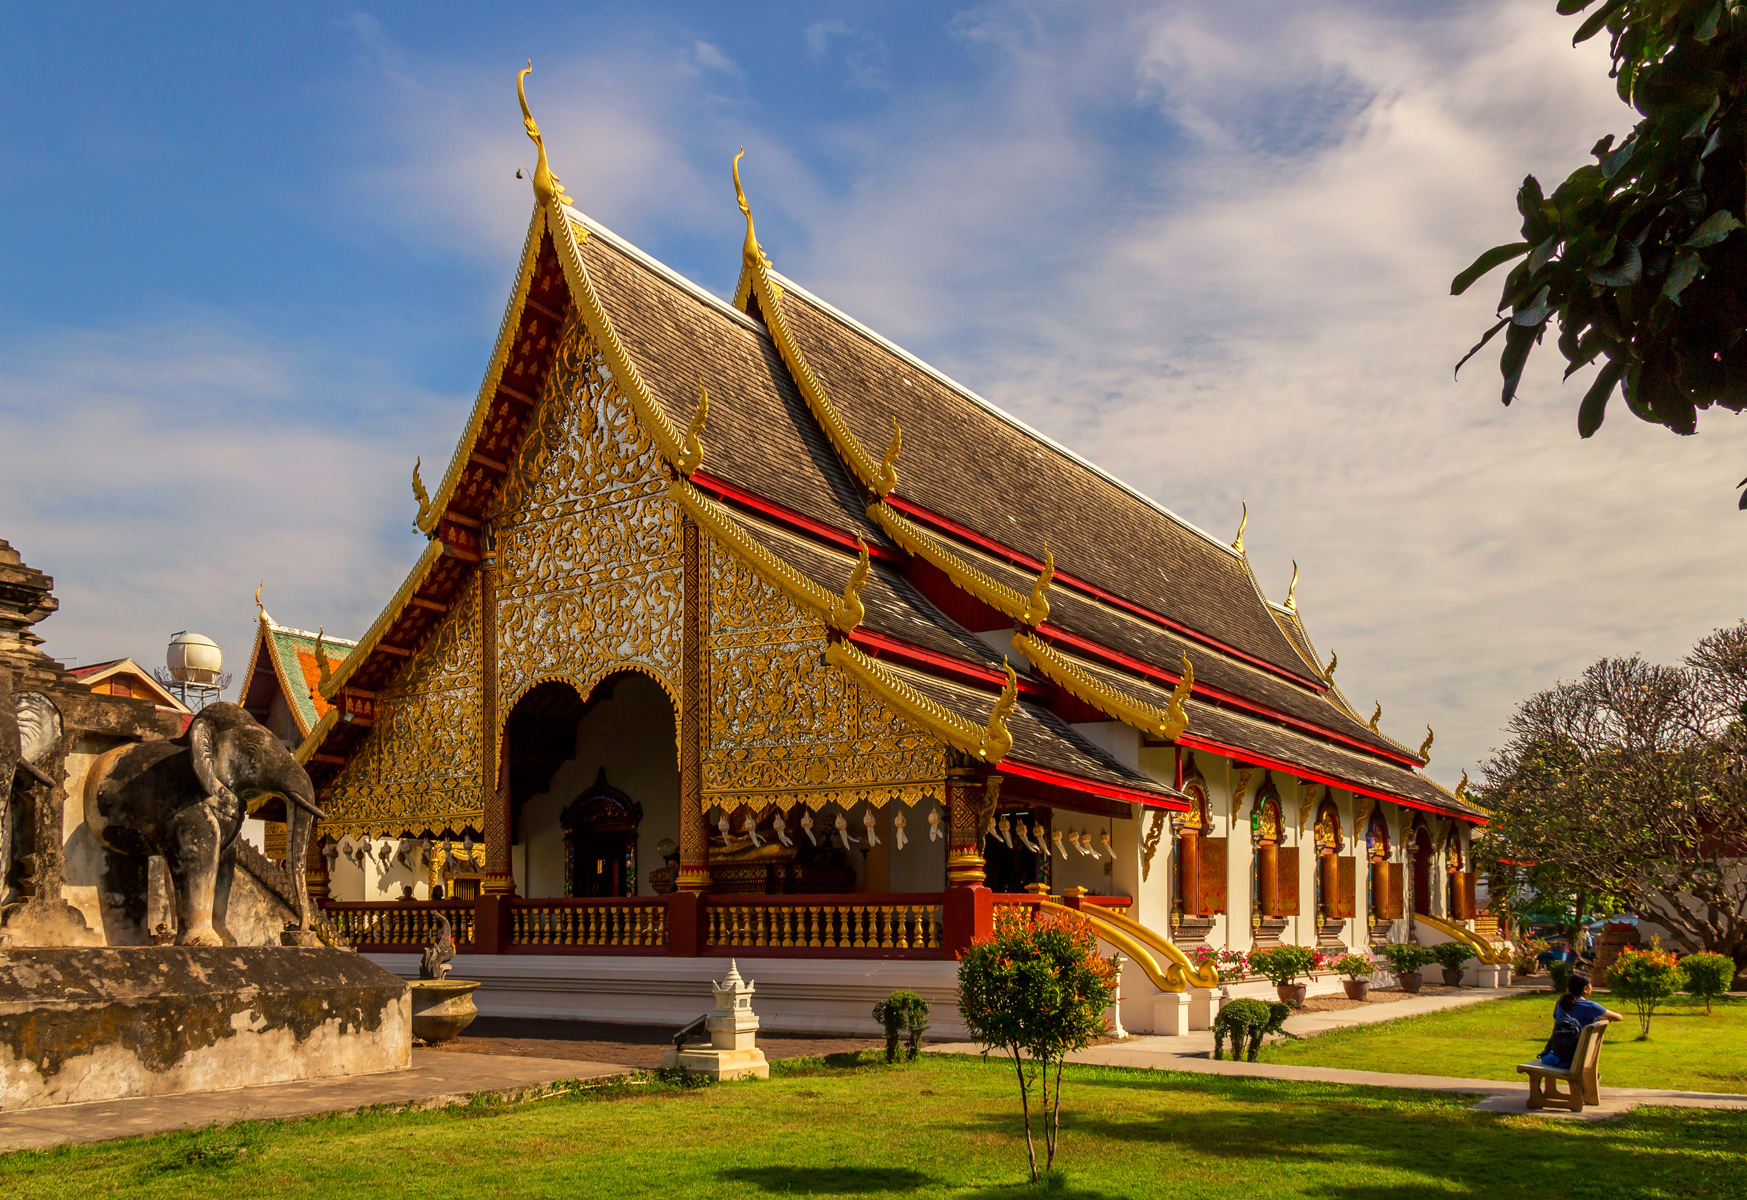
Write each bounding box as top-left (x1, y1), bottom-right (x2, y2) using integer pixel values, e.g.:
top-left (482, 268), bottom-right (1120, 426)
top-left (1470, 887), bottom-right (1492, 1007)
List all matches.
top-left (3, 1), bottom-right (1744, 785)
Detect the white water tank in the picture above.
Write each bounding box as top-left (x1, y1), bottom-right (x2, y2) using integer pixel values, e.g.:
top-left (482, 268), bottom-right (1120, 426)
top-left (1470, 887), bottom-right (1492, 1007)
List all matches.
top-left (166, 631), bottom-right (223, 683)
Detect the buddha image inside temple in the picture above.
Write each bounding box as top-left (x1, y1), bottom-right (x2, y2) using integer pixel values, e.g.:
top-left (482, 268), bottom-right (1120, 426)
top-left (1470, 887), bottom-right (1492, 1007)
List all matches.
top-left (238, 72), bottom-right (1501, 1038)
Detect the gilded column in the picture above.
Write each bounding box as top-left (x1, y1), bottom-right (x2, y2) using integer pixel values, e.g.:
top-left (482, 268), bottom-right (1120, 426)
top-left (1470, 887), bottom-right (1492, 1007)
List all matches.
top-left (480, 525), bottom-right (515, 896)
top-left (946, 764), bottom-right (987, 886)
top-left (676, 515), bottom-right (711, 892)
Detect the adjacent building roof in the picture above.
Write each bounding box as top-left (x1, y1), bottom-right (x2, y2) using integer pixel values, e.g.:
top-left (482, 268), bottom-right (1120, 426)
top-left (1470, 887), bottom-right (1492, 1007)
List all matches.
top-left (238, 606), bottom-right (355, 739)
top-left (65, 658), bottom-right (187, 712)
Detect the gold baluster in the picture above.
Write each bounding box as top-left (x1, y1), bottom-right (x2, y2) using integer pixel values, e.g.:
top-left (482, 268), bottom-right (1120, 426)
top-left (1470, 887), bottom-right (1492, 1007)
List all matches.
top-left (613, 907), bottom-right (625, 947)
top-left (755, 907), bottom-right (767, 947)
top-left (930, 906), bottom-right (941, 949)
top-left (894, 906), bottom-right (910, 951)
top-left (803, 905), bottom-right (818, 948)
top-left (849, 906), bottom-right (864, 949)
top-left (879, 905), bottom-right (895, 949)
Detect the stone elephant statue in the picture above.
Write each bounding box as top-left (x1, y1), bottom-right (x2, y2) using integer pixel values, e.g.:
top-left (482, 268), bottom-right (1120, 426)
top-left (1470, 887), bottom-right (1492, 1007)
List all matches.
top-left (83, 702), bottom-right (325, 946)
top-left (2, 670), bottom-right (62, 904)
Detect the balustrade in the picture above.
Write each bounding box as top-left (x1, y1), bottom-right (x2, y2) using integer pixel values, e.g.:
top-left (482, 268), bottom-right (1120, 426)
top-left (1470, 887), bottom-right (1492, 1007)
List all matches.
top-left (507, 899), bottom-right (667, 949)
top-left (321, 902), bottom-right (475, 948)
top-left (703, 898), bottom-right (943, 953)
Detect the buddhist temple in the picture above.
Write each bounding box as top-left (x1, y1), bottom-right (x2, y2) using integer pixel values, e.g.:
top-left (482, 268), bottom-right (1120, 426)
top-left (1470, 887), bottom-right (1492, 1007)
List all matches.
top-left (292, 71), bottom-right (1501, 1035)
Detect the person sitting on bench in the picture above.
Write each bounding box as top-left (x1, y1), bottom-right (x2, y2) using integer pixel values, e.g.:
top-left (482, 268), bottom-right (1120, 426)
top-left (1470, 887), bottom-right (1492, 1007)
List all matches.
top-left (1536, 972), bottom-right (1621, 1069)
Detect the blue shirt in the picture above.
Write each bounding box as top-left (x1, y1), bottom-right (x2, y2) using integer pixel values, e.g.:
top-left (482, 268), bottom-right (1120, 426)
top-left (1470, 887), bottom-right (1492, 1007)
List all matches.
top-left (1539, 998), bottom-right (1608, 1068)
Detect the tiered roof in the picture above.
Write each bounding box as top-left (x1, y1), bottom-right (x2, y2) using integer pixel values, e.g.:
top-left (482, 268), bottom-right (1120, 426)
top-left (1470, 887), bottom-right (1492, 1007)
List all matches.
top-left (298, 80), bottom-right (1484, 824)
top-left (238, 604), bottom-right (356, 740)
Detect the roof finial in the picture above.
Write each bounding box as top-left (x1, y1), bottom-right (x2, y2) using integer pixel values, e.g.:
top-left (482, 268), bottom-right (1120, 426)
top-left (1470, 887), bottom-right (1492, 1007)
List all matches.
top-left (979, 660), bottom-right (1019, 762)
top-left (1232, 501), bottom-right (1247, 554)
top-left (1022, 545), bottom-right (1054, 627)
top-left (1368, 701), bottom-right (1382, 732)
top-left (830, 537), bottom-right (871, 633)
top-left (314, 627), bottom-right (334, 696)
top-left (1285, 559), bottom-right (1299, 610)
top-left (873, 416), bottom-right (901, 496)
top-left (683, 384), bottom-right (709, 475)
top-left (412, 457), bottom-right (433, 530)
top-left (254, 580), bottom-right (264, 617)
top-left (1456, 769), bottom-right (1469, 798)
top-left (1323, 650), bottom-right (1337, 680)
top-left (1163, 652), bottom-right (1194, 740)
top-left (517, 61), bottom-right (571, 207)
top-left (1418, 725), bottom-right (1434, 762)
top-left (733, 148), bottom-right (767, 272)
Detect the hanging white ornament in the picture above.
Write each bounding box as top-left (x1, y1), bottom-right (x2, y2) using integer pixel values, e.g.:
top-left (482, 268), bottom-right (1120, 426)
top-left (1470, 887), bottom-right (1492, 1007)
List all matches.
top-left (1098, 829), bottom-right (1114, 860)
top-left (862, 809), bottom-right (881, 847)
top-left (1016, 821), bottom-right (1039, 853)
top-left (893, 811), bottom-right (908, 850)
top-left (928, 808), bottom-right (944, 842)
top-left (801, 810), bottom-right (817, 846)
top-left (773, 810), bottom-right (794, 848)
top-left (1051, 828), bottom-right (1067, 858)
top-left (717, 814), bottom-right (735, 848)
top-left (742, 813), bottom-right (765, 848)
top-left (834, 813), bottom-right (860, 847)
top-left (997, 814), bottom-right (1015, 849)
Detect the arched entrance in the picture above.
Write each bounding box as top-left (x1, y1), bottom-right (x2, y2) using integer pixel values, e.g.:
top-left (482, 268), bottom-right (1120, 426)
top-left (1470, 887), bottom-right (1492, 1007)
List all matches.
top-left (505, 671), bottom-right (678, 898)
top-left (1411, 818), bottom-right (1434, 916)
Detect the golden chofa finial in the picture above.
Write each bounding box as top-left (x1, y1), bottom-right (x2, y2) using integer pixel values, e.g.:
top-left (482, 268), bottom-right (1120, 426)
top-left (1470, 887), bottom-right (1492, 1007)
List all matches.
top-left (1419, 725), bottom-right (1434, 762)
top-left (1368, 702), bottom-right (1382, 733)
top-left (682, 384), bottom-right (709, 475)
top-left (1162, 652), bottom-right (1194, 740)
top-left (313, 627), bottom-right (334, 695)
top-left (873, 417), bottom-right (901, 497)
top-left (733, 148), bottom-right (769, 273)
top-left (830, 537), bottom-right (871, 633)
top-left (1285, 559), bottom-right (1299, 611)
top-left (1456, 769), bottom-right (1470, 799)
top-left (254, 579), bottom-right (264, 616)
top-left (1322, 650), bottom-right (1337, 681)
top-left (1021, 545), bottom-right (1054, 627)
top-left (412, 457), bottom-right (433, 529)
top-left (1232, 501), bottom-right (1247, 554)
top-left (517, 61), bottom-right (571, 207)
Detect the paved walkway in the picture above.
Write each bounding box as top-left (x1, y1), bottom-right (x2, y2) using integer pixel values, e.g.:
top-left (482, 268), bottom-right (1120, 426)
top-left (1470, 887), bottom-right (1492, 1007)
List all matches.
top-left (932, 985), bottom-right (1747, 1121)
top-left (0, 1051), bottom-right (628, 1153)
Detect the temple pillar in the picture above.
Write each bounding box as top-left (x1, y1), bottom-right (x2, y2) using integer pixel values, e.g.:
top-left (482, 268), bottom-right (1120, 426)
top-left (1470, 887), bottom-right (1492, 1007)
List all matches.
top-left (480, 525), bottom-right (515, 898)
top-left (676, 515), bottom-right (711, 893)
top-left (1178, 827), bottom-right (1201, 916)
top-left (945, 765), bottom-right (987, 887)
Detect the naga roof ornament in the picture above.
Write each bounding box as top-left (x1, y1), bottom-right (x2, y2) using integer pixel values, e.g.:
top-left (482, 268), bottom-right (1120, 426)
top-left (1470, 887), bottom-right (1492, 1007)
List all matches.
top-left (1419, 725), bottom-right (1434, 762)
top-left (411, 457), bottom-right (433, 529)
top-left (1014, 635), bottom-right (1193, 743)
top-left (1368, 702), bottom-right (1382, 733)
top-left (1232, 501), bottom-right (1247, 554)
top-left (517, 62), bottom-right (571, 207)
top-left (1285, 559), bottom-right (1299, 611)
top-left (1323, 650), bottom-right (1338, 680)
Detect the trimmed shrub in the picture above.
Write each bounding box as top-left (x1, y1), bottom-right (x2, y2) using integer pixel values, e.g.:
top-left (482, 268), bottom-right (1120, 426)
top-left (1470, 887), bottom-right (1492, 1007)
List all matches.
top-left (1430, 942), bottom-right (1475, 971)
top-left (871, 989), bottom-right (930, 1062)
top-left (1379, 942), bottom-right (1435, 977)
top-left (958, 906), bottom-right (1116, 1182)
top-left (1246, 945), bottom-right (1319, 987)
top-left (1606, 944), bottom-right (1685, 1039)
top-left (1331, 952), bottom-right (1375, 980)
top-left (1679, 953), bottom-right (1735, 1015)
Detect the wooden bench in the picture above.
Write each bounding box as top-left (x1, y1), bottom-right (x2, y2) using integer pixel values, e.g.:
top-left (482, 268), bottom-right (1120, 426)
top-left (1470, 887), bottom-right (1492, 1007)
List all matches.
top-left (1517, 1022), bottom-right (1607, 1112)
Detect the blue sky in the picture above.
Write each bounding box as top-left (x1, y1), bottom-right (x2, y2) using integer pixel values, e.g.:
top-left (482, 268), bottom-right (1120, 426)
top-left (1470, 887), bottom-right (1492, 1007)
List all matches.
top-left (5, 2), bottom-right (1745, 781)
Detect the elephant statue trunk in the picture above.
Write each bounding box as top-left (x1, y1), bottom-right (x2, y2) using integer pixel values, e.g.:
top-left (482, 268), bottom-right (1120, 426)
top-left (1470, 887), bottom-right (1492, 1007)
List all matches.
top-left (85, 702), bottom-right (326, 946)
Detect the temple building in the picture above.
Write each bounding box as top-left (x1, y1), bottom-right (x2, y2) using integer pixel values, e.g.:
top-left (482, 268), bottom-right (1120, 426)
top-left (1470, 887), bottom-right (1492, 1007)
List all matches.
top-left (292, 73), bottom-right (1502, 1035)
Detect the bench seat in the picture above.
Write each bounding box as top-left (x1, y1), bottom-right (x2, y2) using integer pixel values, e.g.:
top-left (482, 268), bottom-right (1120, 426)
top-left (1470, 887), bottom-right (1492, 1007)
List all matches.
top-left (1517, 1022), bottom-right (1606, 1112)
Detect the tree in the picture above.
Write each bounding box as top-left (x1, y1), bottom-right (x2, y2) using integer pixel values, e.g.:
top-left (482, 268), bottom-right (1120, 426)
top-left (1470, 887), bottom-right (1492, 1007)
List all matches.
top-left (1474, 622), bottom-right (1747, 981)
top-left (956, 907), bottom-right (1116, 1183)
top-left (1606, 944), bottom-right (1686, 1037)
top-left (1451, 1), bottom-right (1747, 508)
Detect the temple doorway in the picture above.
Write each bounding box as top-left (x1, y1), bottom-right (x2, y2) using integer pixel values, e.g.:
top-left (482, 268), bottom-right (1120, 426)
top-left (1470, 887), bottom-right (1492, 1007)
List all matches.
top-left (506, 671), bottom-right (679, 898)
top-left (1411, 820), bottom-right (1434, 916)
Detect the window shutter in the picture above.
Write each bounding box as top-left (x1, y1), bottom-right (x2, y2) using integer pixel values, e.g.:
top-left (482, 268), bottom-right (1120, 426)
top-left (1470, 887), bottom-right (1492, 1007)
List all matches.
top-left (1336, 856), bottom-right (1356, 918)
top-left (1386, 863), bottom-right (1405, 919)
top-left (1199, 838), bottom-right (1228, 915)
top-left (1276, 846), bottom-right (1299, 916)
top-left (1461, 871), bottom-right (1477, 920)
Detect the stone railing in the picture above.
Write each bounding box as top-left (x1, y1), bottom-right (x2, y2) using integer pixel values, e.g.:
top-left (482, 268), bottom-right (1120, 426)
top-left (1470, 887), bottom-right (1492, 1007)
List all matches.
top-left (507, 898), bottom-right (668, 951)
top-left (321, 901), bottom-right (476, 949)
top-left (702, 894), bottom-right (945, 956)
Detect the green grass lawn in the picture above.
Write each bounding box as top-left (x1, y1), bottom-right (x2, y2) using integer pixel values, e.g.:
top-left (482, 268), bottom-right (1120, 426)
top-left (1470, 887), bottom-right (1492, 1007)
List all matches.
top-left (1257, 992), bottom-right (1747, 1093)
top-left (3, 1053), bottom-right (1744, 1200)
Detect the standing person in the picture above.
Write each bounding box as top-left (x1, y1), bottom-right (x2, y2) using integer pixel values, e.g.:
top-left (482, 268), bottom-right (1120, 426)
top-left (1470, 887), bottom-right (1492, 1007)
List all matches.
top-left (1536, 973), bottom-right (1622, 1069)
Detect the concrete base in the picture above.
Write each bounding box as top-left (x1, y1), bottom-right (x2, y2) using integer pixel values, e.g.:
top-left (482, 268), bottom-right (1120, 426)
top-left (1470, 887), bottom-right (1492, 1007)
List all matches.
top-left (0, 947), bottom-right (410, 1111)
top-left (659, 1045), bottom-right (769, 1081)
top-left (364, 953), bottom-right (971, 1039)
top-left (1153, 992), bottom-right (1190, 1037)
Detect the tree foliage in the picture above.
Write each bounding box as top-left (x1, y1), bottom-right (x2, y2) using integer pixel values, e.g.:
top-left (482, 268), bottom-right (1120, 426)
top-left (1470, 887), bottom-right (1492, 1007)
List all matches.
top-left (1606, 943), bottom-right (1686, 1037)
top-left (1475, 621), bottom-right (1747, 976)
top-left (956, 908), bottom-right (1116, 1183)
top-left (1453, 1), bottom-right (1747, 507)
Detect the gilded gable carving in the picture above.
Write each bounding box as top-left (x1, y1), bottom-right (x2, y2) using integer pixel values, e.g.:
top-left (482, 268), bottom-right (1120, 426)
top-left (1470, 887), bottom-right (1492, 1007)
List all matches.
top-left (705, 539), bottom-right (946, 810)
top-left (495, 316), bottom-right (683, 707)
top-left (320, 573), bottom-right (482, 837)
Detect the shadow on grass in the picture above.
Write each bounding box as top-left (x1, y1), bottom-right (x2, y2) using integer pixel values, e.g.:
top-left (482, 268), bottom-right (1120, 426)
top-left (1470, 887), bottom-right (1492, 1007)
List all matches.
top-left (718, 1165), bottom-right (937, 1194)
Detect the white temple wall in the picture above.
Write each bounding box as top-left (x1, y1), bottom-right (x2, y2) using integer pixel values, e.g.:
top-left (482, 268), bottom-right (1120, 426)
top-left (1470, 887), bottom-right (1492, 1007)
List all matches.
top-left (1133, 745), bottom-right (1177, 928)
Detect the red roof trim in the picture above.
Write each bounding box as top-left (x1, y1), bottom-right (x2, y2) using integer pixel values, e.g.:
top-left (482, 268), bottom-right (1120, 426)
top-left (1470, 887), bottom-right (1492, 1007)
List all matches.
top-left (1000, 759), bottom-right (1188, 810)
top-left (882, 495), bottom-right (1325, 690)
top-left (1175, 731), bottom-right (1486, 825)
top-left (692, 470), bottom-right (903, 562)
top-left (847, 628), bottom-right (1050, 697)
top-left (1036, 624), bottom-right (1424, 770)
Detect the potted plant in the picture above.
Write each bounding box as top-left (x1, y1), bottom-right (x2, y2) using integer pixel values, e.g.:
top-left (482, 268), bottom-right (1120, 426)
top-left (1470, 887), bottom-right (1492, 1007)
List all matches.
top-left (1511, 936), bottom-right (1551, 978)
top-left (1378, 942), bottom-right (1435, 993)
top-left (1247, 945), bottom-right (1318, 1006)
top-left (1430, 941), bottom-right (1474, 986)
top-left (1331, 952), bottom-right (1376, 1000)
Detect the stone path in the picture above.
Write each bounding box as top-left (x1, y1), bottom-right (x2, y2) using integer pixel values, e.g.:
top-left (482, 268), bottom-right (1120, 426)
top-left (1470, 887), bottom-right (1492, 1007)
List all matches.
top-left (0, 1050), bottom-right (628, 1154)
top-left (934, 984), bottom-right (1747, 1121)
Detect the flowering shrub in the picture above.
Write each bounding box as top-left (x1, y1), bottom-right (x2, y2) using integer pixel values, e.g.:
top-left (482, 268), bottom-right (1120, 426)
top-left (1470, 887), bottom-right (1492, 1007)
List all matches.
top-left (1606, 944), bottom-right (1684, 1039)
top-left (1679, 952), bottom-right (1736, 1015)
top-left (1379, 942), bottom-right (1436, 977)
top-left (958, 907), bottom-right (1116, 1182)
top-left (1190, 946), bottom-right (1251, 984)
top-left (1331, 952), bottom-right (1376, 981)
top-left (1511, 937), bottom-right (1551, 976)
